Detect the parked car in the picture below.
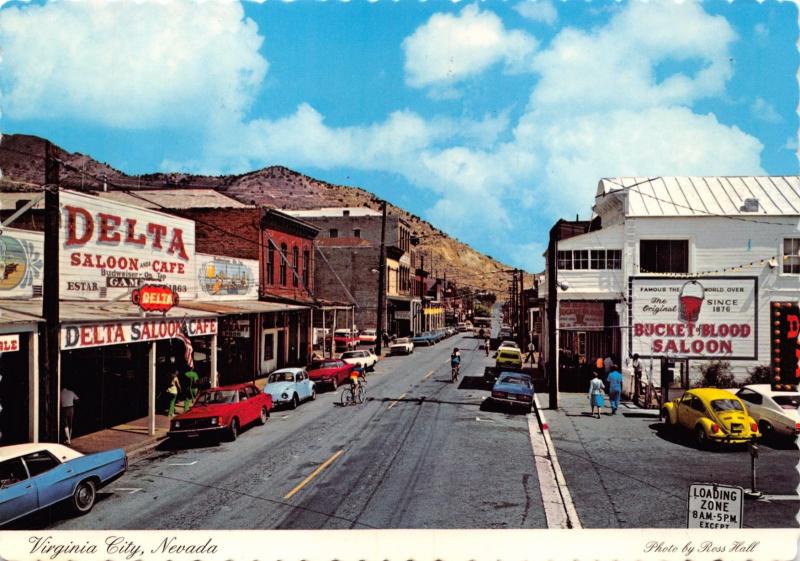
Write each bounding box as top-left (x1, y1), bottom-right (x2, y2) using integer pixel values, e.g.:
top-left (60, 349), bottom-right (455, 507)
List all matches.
top-left (496, 348), bottom-right (523, 370)
top-left (168, 383), bottom-right (272, 442)
top-left (497, 340), bottom-right (519, 352)
top-left (456, 322), bottom-right (471, 332)
top-left (389, 337), bottom-right (414, 355)
top-left (340, 349), bottom-right (378, 371)
top-left (735, 384), bottom-right (800, 439)
top-left (334, 329), bottom-right (359, 351)
top-left (411, 332), bottom-right (436, 346)
top-left (662, 388), bottom-right (760, 448)
top-left (264, 368), bottom-right (316, 409)
top-left (491, 372), bottom-right (534, 413)
top-left (0, 442), bottom-right (127, 525)
top-left (359, 329), bottom-right (377, 344)
top-left (307, 359), bottom-right (354, 390)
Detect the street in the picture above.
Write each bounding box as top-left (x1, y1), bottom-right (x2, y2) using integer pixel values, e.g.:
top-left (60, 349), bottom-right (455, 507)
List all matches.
top-left (12, 333), bottom-right (796, 531)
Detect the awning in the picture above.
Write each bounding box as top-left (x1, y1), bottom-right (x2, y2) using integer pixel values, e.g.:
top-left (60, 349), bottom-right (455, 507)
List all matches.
top-left (177, 300), bottom-right (310, 315)
top-left (0, 302), bottom-right (42, 333)
top-left (0, 300), bottom-right (217, 324)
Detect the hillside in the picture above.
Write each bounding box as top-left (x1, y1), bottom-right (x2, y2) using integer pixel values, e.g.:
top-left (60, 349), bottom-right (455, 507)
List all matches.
top-left (0, 133), bottom-right (520, 294)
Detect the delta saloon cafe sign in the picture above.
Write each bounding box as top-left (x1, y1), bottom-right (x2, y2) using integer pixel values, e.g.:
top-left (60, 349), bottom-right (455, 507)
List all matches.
top-left (59, 190), bottom-right (196, 301)
top-left (630, 277), bottom-right (757, 359)
top-left (61, 317), bottom-right (217, 350)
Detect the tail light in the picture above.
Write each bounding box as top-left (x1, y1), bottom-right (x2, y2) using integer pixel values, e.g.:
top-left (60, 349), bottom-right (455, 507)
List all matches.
top-left (492, 391), bottom-right (506, 399)
top-left (751, 423), bottom-right (758, 433)
top-left (795, 423), bottom-right (800, 432)
top-left (711, 423), bottom-right (720, 433)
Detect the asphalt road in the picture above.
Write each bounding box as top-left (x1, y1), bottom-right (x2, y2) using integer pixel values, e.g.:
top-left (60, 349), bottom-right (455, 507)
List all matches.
top-left (43, 334), bottom-right (547, 530)
top-left (546, 392), bottom-right (799, 528)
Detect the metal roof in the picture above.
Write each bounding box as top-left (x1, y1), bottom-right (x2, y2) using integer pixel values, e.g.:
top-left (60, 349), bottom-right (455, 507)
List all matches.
top-left (178, 300), bottom-right (309, 314)
top-left (284, 207), bottom-right (382, 217)
top-left (94, 189), bottom-right (251, 210)
top-left (596, 176), bottom-right (800, 217)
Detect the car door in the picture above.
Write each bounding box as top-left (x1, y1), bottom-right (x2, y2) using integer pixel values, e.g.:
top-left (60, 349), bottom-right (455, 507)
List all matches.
top-left (23, 450), bottom-right (73, 508)
top-left (676, 395), bottom-right (693, 427)
top-left (238, 388), bottom-right (254, 424)
top-left (0, 456), bottom-right (37, 524)
top-left (293, 372), bottom-right (305, 400)
top-left (736, 389), bottom-right (764, 421)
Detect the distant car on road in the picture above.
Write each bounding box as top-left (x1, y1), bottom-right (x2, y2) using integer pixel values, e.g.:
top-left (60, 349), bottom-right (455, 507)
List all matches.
top-left (0, 442), bottom-right (127, 525)
top-left (168, 383), bottom-right (272, 442)
top-left (497, 340), bottom-right (519, 353)
top-left (340, 349), bottom-right (378, 371)
top-left (491, 372), bottom-right (534, 413)
top-left (359, 329), bottom-right (377, 344)
top-left (307, 359), bottom-right (354, 390)
top-left (496, 348), bottom-right (523, 370)
top-left (264, 368), bottom-right (316, 409)
top-left (389, 337), bottom-right (414, 355)
top-left (735, 384), bottom-right (800, 439)
top-left (334, 329), bottom-right (360, 351)
top-left (411, 332), bottom-right (436, 346)
top-left (662, 388), bottom-right (760, 449)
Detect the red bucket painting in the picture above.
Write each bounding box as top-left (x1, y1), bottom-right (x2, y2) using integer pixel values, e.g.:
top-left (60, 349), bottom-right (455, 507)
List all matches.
top-left (678, 280), bottom-right (705, 323)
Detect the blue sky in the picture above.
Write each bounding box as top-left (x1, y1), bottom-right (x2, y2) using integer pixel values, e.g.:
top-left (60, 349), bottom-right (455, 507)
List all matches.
top-left (0, 0), bottom-right (797, 271)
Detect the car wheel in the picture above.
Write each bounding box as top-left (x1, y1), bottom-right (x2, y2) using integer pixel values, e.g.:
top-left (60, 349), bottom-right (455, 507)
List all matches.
top-left (311, 387), bottom-right (317, 401)
top-left (331, 377), bottom-right (338, 390)
top-left (71, 480), bottom-right (97, 515)
top-left (758, 420), bottom-right (774, 440)
top-left (228, 418), bottom-right (239, 441)
top-left (290, 394), bottom-right (299, 410)
top-left (258, 407), bottom-right (268, 425)
top-left (695, 426), bottom-right (708, 450)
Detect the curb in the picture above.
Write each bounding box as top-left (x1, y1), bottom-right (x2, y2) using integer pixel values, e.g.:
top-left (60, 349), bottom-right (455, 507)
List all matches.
top-left (126, 436), bottom-right (169, 463)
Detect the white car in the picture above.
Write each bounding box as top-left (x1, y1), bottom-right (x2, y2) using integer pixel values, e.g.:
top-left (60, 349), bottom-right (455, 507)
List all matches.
top-left (497, 340), bottom-right (519, 352)
top-left (359, 329), bottom-right (377, 344)
top-left (735, 384), bottom-right (800, 438)
top-left (389, 337), bottom-right (414, 355)
top-left (339, 349), bottom-right (378, 371)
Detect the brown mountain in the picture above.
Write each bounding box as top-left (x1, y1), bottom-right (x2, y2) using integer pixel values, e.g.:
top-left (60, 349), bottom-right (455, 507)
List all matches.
top-left (0, 133), bottom-right (521, 293)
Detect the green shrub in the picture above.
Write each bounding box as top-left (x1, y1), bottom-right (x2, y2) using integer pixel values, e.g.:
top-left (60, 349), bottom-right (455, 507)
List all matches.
top-left (695, 360), bottom-right (737, 388)
top-left (743, 365), bottom-right (773, 386)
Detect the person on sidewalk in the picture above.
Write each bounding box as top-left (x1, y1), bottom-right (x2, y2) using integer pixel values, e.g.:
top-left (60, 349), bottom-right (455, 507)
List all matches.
top-left (183, 369), bottom-right (199, 412)
top-left (607, 364), bottom-right (623, 414)
top-left (588, 371), bottom-right (604, 418)
top-left (632, 353), bottom-right (643, 402)
top-left (60, 385), bottom-right (79, 444)
top-left (526, 341), bottom-right (536, 365)
top-left (166, 371), bottom-right (181, 418)
top-left (484, 335), bottom-right (490, 357)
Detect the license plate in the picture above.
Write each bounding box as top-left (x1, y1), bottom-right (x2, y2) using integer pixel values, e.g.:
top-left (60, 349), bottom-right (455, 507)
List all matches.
top-left (730, 423), bottom-right (742, 433)
top-left (187, 432), bottom-right (200, 438)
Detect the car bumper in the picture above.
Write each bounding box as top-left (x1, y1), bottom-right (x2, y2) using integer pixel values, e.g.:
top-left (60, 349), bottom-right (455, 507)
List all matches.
top-left (707, 433), bottom-right (758, 444)
top-left (492, 395), bottom-right (533, 406)
top-left (168, 425), bottom-right (227, 437)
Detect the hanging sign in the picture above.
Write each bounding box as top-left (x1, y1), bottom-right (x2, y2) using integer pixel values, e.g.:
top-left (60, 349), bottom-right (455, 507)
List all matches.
top-left (132, 285), bottom-right (179, 313)
top-left (220, 319), bottom-right (250, 338)
top-left (61, 318), bottom-right (217, 350)
top-left (59, 190), bottom-right (196, 301)
top-left (630, 277), bottom-right (757, 359)
top-left (770, 302), bottom-right (799, 391)
top-left (0, 335), bottom-right (20, 352)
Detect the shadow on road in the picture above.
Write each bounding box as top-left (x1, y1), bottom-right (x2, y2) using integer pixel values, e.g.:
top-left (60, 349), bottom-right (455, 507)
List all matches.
top-left (479, 398), bottom-right (530, 415)
top-left (648, 423), bottom-right (748, 453)
top-left (457, 375), bottom-right (493, 391)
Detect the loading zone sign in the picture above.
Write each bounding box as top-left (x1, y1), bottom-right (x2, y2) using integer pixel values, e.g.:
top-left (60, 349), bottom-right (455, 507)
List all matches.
top-left (688, 483), bottom-right (743, 529)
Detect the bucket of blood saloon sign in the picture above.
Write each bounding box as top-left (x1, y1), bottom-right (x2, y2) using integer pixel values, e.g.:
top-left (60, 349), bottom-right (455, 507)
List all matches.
top-left (59, 191), bottom-right (196, 301)
top-left (630, 277), bottom-right (757, 359)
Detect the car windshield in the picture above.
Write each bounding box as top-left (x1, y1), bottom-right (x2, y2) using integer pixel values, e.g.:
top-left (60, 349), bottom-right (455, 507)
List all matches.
top-left (773, 395), bottom-right (800, 409)
top-left (501, 341), bottom-right (517, 347)
top-left (710, 399), bottom-right (744, 412)
top-left (334, 330), bottom-right (351, 336)
top-left (269, 372), bottom-right (295, 383)
top-left (394, 338), bottom-right (409, 344)
top-left (311, 361), bottom-right (340, 369)
top-left (196, 390), bottom-right (237, 405)
top-left (500, 376), bottom-right (530, 387)
top-left (341, 352), bottom-right (360, 358)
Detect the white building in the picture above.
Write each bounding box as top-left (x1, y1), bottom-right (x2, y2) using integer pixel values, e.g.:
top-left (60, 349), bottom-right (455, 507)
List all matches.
top-left (544, 176), bottom-right (800, 393)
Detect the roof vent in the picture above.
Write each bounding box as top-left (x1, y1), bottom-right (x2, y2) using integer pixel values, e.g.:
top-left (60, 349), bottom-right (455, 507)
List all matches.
top-left (741, 198), bottom-right (760, 212)
top-left (343, 209), bottom-right (350, 216)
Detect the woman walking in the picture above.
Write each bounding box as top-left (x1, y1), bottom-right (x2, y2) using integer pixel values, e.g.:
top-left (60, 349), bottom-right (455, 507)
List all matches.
top-left (167, 371), bottom-right (181, 418)
top-left (588, 371), bottom-right (605, 418)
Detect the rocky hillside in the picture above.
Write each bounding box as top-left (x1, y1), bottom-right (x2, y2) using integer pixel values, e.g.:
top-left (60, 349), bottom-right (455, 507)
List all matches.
top-left (0, 133), bottom-right (518, 293)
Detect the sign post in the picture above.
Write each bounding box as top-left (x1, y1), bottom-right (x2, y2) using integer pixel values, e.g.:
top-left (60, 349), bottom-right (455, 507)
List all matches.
top-left (687, 483), bottom-right (744, 528)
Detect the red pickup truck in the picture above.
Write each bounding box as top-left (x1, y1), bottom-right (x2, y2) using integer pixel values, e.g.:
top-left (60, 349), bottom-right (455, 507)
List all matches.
top-left (334, 329), bottom-right (359, 351)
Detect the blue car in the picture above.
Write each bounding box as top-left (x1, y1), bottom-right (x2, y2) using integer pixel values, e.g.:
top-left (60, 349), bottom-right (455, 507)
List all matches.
top-left (264, 367), bottom-right (316, 409)
top-left (491, 372), bottom-right (534, 413)
top-left (411, 332), bottom-right (436, 346)
top-left (0, 442), bottom-right (127, 525)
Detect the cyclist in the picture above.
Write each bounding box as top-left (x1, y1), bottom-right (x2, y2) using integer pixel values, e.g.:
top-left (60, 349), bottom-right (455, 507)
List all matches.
top-left (450, 348), bottom-right (461, 382)
top-left (349, 364), bottom-right (366, 401)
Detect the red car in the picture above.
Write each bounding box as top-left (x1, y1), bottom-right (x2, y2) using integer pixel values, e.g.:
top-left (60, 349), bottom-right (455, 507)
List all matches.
top-left (168, 383), bottom-right (272, 442)
top-left (334, 329), bottom-right (359, 351)
top-left (307, 359), bottom-right (354, 390)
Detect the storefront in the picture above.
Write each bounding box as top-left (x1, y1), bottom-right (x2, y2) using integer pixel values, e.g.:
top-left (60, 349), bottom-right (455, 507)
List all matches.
top-left (0, 312), bottom-right (40, 445)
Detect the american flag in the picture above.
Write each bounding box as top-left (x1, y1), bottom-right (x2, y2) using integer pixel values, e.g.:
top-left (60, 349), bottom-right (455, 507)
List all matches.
top-left (176, 327), bottom-right (194, 369)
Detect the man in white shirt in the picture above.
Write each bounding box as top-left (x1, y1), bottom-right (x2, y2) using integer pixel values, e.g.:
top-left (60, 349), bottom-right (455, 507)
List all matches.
top-left (60, 386), bottom-right (79, 444)
top-left (526, 341), bottom-right (536, 365)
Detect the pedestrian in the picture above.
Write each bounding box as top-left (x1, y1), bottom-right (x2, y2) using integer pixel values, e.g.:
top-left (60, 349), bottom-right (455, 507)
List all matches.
top-left (526, 340), bottom-right (536, 365)
top-left (183, 368), bottom-right (199, 412)
top-left (632, 353), bottom-right (643, 401)
top-left (607, 364), bottom-right (623, 414)
top-left (166, 371), bottom-right (181, 418)
top-left (588, 371), bottom-right (604, 418)
top-left (60, 385), bottom-right (79, 444)
top-left (484, 335), bottom-right (490, 357)
top-left (382, 332), bottom-right (390, 347)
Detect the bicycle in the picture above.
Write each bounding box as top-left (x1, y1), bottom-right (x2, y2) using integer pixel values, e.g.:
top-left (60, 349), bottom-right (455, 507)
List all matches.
top-left (451, 363), bottom-right (460, 383)
top-left (341, 382), bottom-right (366, 406)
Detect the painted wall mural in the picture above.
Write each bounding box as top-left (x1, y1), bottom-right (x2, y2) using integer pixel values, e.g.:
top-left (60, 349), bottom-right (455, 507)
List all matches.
top-left (0, 228), bottom-right (43, 298)
top-left (197, 253), bottom-right (259, 300)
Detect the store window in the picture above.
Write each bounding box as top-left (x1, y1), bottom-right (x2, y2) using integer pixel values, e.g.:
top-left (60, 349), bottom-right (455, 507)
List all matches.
top-left (640, 240), bottom-right (688, 273)
top-left (573, 250), bottom-right (589, 270)
top-left (303, 250), bottom-right (310, 288)
top-left (266, 241), bottom-right (275, 285)
top-left (292, 246), bottom-right (299, 287)
top-left (557, 250), bottom-right (572, 270)
top-left (330, 228), bottom-right (338, 238)
top-left (264, 333), bottom-right (275, 360)
top-left (590, 250), bottom-right (605, 269)
top-left (353, 229), bottom-right (361, 238)
top-left (280, 244), bottom-right (288, 285)
top-left (783, 238), bottom-right (800, 274)
top-left (606, 250), bottom-right (622, 270)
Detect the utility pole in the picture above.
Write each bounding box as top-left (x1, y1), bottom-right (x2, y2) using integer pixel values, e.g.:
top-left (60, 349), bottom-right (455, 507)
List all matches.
top-left (547, 223), bottom-right (558, 409)
top-left (43, 141), bottom-right (60, 441)
top-left (375, 201), bottom-right (387, 356)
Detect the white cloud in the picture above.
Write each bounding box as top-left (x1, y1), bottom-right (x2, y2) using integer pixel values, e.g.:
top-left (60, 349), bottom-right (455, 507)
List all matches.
top-left (751, 97), bottom-right (782, 123)
top-left (0, 1), bottom-right (267, 128)
top-left (402, 4), bottom-right (538, 90)
top-left (514, 0), bottom-right (558, 25)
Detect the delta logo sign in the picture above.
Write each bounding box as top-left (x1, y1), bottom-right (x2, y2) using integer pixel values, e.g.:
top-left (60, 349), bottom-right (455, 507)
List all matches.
top-left (132, 284), bottom-right (179, 313)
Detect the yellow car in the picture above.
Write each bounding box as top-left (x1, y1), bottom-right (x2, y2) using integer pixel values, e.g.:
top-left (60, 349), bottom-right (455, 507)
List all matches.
top-left (662, 388), bottom-right (760, 448)
top-left (496, 348), bottom-right (523, 370)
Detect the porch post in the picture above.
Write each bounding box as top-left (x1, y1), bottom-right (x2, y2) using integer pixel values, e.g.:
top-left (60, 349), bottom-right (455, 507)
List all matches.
top-left (148, 341), bottom-right (156, 436)
top-left (331, 309), bottom-right (337, 357)
top-left (210, 333), bottom-right (218, 387)
top-left (28, 331), bottom-right (39, 442)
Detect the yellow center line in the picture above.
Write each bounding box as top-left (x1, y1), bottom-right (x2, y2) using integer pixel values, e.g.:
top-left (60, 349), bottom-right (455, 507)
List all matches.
top-left (388, 392), bottom-right (407, 409)
top-left (422, 370), bottom-right (434, 380)
top-left (284, 450), bottom-right (344, 500)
